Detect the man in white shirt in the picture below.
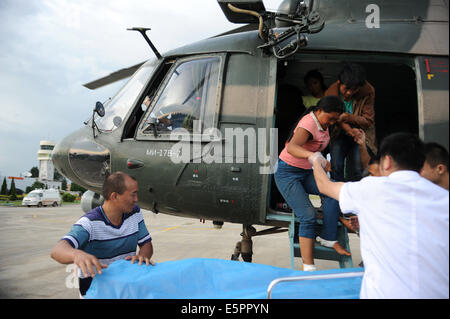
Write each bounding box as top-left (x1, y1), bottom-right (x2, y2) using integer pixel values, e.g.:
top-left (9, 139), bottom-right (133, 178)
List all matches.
top-left (421, 142), bottom-right (449, 191)
top-left (309, 132), bottom-right (449, 299)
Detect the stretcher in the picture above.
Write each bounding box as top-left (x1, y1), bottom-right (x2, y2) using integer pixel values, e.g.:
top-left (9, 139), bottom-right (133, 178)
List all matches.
top-left (85, 258), bottom-right (363, 299)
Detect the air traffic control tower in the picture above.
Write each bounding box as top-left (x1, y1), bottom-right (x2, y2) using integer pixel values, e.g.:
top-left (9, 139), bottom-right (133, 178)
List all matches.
top-left (38, 140), bottom-right (56, 181)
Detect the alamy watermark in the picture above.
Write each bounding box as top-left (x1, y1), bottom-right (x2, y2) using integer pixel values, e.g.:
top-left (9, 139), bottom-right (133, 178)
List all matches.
top-left (164, 121), bottom-right (278, 175)
top-left (366, 4), bottom-right (380, 29)
top-left (65, 264), bottom-right (79, 289)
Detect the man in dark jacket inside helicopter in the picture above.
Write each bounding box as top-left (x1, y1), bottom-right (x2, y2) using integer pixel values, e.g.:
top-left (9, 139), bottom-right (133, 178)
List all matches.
top-left (325, 63), bottom-right (377, 182)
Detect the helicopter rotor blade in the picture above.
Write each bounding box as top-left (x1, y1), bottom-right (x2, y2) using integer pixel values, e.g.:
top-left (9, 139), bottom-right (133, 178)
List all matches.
top-left (82, 61), bottom-right (145, 90)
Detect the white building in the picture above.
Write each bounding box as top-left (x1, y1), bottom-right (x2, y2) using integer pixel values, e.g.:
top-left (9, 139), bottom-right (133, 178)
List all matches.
top-left (1, 140), bottom-right (62, 194)
top-left (38, 140), bottom-right (56, 181)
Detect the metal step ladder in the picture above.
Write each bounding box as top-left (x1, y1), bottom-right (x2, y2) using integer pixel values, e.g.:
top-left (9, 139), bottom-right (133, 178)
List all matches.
top-left (267, 208), bottom-right (353, 269)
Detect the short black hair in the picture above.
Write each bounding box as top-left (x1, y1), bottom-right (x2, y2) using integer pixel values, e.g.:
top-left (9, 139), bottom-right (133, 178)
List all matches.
top-left (315, 95), bottom-right (345, 114)
top-left (338, 63), bottom-right (366, 89)
top-left (304, 69), bottom-right (327, 91)
top-left (369, 154), bottom-right (380, 165)
top-left (102, 172), bottom-right (136, 200)
top-left (379, 132), bottom-right (425, 172)
top-left (425, 142), bottom-right (449, 170)
top-left (286, 95), bottom-right (344, 142)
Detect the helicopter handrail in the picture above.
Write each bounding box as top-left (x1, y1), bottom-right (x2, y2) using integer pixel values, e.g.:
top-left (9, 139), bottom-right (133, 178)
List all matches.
top-left (227, 3), bottom-right (264, 40)
top-left (267, 271), bottom-right (364, 299)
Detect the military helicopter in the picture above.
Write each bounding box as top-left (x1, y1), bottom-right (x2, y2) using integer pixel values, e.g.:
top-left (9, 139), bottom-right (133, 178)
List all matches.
top-left (52, 0), bottom-right (449, 266)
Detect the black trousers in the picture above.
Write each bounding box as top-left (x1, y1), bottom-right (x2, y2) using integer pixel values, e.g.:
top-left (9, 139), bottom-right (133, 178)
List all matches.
top-left (79, 277), bottom-right (93, 296)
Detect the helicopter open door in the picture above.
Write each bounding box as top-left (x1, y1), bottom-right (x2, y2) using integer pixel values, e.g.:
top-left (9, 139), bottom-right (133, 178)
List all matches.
top-left (268, 53), bottom-right (424, 216)
top-left (266, 52), bottom-right (432, 268)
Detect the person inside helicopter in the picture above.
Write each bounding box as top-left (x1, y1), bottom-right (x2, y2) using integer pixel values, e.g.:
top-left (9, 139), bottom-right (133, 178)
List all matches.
top-left (325, 63), bottom-right (377, 183)
top-left (302, 69), bottom-right (327, 109)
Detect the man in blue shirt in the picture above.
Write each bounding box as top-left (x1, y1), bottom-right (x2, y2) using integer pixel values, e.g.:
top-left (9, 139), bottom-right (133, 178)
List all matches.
top-left (51, 172), bottom-right (154, 297)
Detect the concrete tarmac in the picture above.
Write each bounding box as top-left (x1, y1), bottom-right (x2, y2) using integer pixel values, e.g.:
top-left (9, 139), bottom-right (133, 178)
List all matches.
top-left (0, 204), bottom-right (361, 299)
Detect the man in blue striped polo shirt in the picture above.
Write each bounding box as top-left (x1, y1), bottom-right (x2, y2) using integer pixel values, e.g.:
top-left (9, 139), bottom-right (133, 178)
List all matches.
top-left (51, 172), bottom-right (154, 297)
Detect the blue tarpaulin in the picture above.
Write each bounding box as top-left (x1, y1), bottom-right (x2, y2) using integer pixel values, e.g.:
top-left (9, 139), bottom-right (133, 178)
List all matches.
top-left (85, 258), bottom-right (363, 299)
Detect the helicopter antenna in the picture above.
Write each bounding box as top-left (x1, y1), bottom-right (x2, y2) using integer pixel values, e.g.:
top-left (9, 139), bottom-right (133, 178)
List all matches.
top-left (127, 27), bottom-right (162, 60)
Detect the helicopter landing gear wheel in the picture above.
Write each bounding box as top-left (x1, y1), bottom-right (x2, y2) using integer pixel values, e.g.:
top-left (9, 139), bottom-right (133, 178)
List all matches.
top-left (230, 224), bottom-right (288, 263)
top-left (230, 225), bottom-right (255, 263)
top-left (231, 242), bottom-right (241, 261)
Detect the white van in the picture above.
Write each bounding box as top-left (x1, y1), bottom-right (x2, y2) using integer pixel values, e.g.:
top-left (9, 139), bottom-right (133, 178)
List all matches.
top-left (22, 189), bottom-right (62, 207)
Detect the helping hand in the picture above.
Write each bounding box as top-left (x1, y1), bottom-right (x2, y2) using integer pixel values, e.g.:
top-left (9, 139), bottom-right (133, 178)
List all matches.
top-left (352, 128), bottom-right (365, 145)
top-left (338, 113), bottom-right (349, 123)
top-left (125, 254), bottom-right (155, 266)
top-left (308, 152), bottom-right (329, 170)
top-left (73, 250), bottom-right (108, 278)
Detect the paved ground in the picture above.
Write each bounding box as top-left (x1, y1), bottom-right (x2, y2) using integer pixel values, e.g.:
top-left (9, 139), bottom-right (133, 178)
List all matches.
top-left (0, 204), bottom-right (361, 299)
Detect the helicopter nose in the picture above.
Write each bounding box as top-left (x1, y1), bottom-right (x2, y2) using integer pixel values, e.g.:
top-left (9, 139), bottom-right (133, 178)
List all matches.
top-left (52, 131), bottom-right (111, 191)
top-left (52, 134), bottom-right (73, 183)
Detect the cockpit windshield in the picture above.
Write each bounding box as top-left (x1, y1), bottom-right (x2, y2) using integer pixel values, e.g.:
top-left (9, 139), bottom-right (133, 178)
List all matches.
top-left (94, 64), bottom-right (156, 132)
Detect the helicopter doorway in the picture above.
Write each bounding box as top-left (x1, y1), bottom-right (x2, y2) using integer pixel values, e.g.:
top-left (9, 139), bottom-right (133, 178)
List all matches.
top-left (269, 56), bottom-right (419, 212)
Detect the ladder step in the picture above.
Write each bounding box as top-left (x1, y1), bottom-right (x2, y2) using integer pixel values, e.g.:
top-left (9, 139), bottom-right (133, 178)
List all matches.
top-left (292, 243), bottom-right (343, 260)
top-left (268, 209), bottom-right (353, 268)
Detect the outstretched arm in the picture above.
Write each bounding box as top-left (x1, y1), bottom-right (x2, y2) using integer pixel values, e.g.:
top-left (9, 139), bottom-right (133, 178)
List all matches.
top-left (353, 128), bottom-right (370, 170)
top-left (310, 154), bottom-right (344, 201)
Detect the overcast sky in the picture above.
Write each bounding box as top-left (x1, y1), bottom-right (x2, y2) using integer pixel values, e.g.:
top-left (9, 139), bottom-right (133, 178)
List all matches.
top-left (0, 0), bottom-right (281, 177)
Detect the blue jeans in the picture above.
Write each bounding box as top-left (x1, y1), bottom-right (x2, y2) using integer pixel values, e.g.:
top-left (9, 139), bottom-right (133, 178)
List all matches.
top-left (274, 159), bottom-right (340, 240)
top-left (330, 134), bottom-right (362, 182)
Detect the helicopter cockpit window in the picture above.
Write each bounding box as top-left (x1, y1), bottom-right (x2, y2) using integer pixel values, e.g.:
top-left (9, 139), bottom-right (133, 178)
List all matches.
top-left (95, 65), bottom-right (155, 132)
top-left (141, 57), bottom-right (220, 135)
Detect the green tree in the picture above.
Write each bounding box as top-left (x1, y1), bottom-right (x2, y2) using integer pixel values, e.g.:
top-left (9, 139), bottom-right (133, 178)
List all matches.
top-left (61, 178), bottom-right (67, 191)
top-left (62, 192), bottom-right (76, 202)
top-left (9, 179), bottom-right (17, 201)
top-left (30, 167), bottom-right (39, 178)
top-left (1, 177), bottom-right (7, 195)
top-left (54, 169), bottom-right (65, 182)
top-left (70, 183), bottom-right (87, 193)
top-left (30, 181), bottom-right (45, 191)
